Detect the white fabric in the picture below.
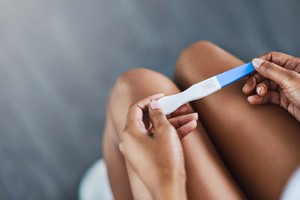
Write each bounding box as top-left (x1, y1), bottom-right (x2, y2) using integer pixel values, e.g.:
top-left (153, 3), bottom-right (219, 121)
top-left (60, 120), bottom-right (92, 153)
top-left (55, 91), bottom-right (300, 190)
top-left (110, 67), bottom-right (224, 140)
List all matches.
top-left (79, 160), bottom-right (299, 200)
top-left (281, 167), bottom-right (300, 200)
top-left (79, 159), bottom-right (113, 200)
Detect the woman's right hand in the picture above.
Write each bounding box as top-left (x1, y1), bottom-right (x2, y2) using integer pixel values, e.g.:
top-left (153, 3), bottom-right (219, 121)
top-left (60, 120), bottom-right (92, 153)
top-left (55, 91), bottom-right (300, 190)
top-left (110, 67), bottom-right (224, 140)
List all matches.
top-left (119, 94), bottom-right (197, 200)
top-left (243, 52), bottom-right (300, 122)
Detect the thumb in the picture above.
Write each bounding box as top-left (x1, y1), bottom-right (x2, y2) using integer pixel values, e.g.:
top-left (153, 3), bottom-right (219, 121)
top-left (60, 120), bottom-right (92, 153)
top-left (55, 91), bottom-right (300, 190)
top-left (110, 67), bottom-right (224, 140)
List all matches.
top-left (148, 100), bottom-right (171, 131)
top-left (252, 58), bottom-right (291, 88)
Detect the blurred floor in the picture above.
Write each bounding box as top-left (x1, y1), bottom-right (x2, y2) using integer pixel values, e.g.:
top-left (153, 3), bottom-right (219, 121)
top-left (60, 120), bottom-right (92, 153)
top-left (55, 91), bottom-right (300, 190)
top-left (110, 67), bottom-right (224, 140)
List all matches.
top-left (0, 0), bottom-right (299, 199)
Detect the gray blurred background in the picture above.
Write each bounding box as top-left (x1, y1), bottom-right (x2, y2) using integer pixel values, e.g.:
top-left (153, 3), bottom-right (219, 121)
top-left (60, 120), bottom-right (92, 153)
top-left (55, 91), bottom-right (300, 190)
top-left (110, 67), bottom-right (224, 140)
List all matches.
top-left (0, 0), bottom-right (299, 199)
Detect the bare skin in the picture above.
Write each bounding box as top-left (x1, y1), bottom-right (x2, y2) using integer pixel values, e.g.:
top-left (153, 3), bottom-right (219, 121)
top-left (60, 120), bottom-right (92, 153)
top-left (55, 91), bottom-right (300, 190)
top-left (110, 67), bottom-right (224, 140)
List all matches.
top-left (103, 41), bottom-right (300, 199)
top-left (174, 42), bottom-right (300, 199)
top-left (244, 53), bottom-right (300, 121)
top-left (119, 97), bottom-right (191, 200)
top-left (104, 67), bottom-right (244, 200)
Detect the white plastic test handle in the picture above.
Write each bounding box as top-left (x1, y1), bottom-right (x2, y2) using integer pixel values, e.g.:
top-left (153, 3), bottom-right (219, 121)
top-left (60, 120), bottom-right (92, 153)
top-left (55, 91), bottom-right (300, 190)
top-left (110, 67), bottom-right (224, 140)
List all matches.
top-left (157, 76), bottom-right (221, 115)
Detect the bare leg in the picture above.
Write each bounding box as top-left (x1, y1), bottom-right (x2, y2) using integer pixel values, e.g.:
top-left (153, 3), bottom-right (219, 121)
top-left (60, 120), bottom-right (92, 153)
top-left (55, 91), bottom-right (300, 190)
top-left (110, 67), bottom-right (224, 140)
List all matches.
top-left (103, 68), bottom-right (245, 199)
top-left (174, 41), bottom-right (300, 199)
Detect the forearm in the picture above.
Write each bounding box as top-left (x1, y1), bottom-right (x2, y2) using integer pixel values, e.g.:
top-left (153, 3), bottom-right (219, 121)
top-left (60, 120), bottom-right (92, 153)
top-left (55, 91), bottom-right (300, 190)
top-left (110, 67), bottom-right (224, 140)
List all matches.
top-left (126, 166), bottom-right (187, 200)
top-left (153, 180), bottom-right (187, 200)
top-left (125, 161), bottom-right (153, 200)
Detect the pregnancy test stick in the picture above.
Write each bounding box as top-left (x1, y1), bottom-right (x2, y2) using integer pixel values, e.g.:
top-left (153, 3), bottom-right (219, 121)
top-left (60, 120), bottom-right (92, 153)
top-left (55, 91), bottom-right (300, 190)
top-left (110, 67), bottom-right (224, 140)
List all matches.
top-left (157, 62), bottom-right (254, 115)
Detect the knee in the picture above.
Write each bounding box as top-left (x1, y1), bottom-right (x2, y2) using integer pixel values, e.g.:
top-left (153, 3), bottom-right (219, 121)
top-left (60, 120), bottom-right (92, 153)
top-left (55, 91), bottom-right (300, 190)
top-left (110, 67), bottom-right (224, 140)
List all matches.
top-left (174, 41), bottom-right (218, 82)
top-left (113, 68), bottom-right (161, 92)
top-left (110, 67), bottom-right (175, 104)
top-left (114, 68), bottom-right (148, 87)
top-left (179, 40), bottom-right (217, 61)
top-left (111, 68), bottom-right (153, 97)
top-left (174, 41), bottom-right (220, 88)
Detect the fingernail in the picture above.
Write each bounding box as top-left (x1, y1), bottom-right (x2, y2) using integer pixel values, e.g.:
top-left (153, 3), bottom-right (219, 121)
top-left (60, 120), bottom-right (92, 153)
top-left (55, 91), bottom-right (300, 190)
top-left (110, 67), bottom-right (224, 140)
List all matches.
top-left (242, 83), bottom-right (248, 91)
top-left (256, 86), bottom-right (262, 95)
top-left (150, 100), bottom-right (161, 109)
top-left (118, 143), bottom-right (124, 152)
top-left (247, 96), bottom-right (252, 103)
top-left (252, 58), bottom-right (264, 68)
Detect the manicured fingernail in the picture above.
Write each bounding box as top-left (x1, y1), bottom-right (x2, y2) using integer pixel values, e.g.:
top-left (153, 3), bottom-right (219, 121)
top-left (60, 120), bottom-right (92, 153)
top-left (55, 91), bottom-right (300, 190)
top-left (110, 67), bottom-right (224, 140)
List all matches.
top-left (150, 100), bottom-right (161, 109)
top-left (252, 58), bottom-right (264, 68)
top-left (242, 83), bottom-right (248, 91)
top-left (247, 96), bottom-right (252, 103)
top-left (256, 86), bottom-right (262, 95)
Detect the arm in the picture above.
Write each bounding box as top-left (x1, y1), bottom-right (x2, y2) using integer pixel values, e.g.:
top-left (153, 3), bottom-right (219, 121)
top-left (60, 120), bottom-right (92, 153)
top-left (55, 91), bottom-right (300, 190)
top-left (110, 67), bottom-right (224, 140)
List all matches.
top-left (119, 96), bottom-right (198, 200)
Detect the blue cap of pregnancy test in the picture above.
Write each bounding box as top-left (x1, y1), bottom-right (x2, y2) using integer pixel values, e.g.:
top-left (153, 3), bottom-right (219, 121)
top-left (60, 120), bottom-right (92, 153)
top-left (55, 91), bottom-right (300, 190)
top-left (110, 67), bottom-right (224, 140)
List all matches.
top-left (216, 62), bottom-right (255, 88)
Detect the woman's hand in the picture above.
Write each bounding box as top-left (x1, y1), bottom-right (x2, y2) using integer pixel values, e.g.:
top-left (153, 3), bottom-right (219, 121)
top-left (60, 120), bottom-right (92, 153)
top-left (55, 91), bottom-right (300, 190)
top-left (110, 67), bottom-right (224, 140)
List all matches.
top-left (243, 52), bottom-right (300, 121)
top-left (119, 94), bottom-right (198, 200)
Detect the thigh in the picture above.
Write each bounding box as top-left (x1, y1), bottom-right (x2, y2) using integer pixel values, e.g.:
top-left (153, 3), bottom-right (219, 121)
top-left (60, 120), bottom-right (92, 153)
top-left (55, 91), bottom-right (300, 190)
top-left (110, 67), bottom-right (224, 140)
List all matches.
top-left (105, 68), bottom-right (177, 200)
top-left (174, 41), bottom-right (300, 199)
top-left (105, 68), bottom-right (244, 200)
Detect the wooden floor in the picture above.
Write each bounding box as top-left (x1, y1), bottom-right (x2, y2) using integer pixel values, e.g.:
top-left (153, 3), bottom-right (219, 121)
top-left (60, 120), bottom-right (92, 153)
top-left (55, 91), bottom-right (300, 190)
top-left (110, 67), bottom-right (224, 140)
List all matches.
top-left (0, 0), bottom-right (299, 199)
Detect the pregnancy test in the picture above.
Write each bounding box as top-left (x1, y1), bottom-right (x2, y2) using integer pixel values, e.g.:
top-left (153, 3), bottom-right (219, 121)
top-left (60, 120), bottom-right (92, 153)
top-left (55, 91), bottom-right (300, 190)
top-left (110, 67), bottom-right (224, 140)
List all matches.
top-left (157, 62), bottom-right (254, 115)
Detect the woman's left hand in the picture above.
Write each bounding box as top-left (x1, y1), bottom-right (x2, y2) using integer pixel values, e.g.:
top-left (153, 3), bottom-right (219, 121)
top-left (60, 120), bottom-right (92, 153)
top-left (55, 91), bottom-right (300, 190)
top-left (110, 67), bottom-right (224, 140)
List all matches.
top-left (119, 94), bottom-right (198, 200)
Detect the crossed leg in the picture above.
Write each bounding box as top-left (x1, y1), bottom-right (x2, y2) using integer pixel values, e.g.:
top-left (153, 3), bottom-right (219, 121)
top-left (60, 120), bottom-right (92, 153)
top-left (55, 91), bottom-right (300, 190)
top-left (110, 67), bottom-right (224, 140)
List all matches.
top-left (174, 41), bottom-right (300, 199)
top-left (103, 67), bottom-right (244, 200)
top-left (103, 41), bottom-right (300, 199)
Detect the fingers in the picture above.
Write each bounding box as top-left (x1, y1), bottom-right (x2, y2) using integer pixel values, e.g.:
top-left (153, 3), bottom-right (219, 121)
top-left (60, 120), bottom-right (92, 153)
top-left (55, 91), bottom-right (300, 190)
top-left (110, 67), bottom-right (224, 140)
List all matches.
top-left (126, 93), bottom-right (164, 131)
top-left (149, 100), bottom-right (197, 139)
top-left (148, 99), bottom-right (185, 140)
top-left (148, 100), bottom-right (171, 130)
top-left (259, 51), bottom-right (298, 70)
top-left (247, 91), bottom-right (280, 105)
top-left (136, 93), bottom-right (165, 111)
top-left (243, 76), bottom-right (257, 94)
top-left (121, 94), bottom-right (165, 163)
top-left (169, 113), bottom-right (198, 137)
top-left (255, 81), bottom-right (267, 96)
top-left (125, 95), bottom-right (199, 141)
top-left (251, 58), bottom-right (295, 89)
top-left (243, 51), bottom-right (300, 95)
top-left (176, 120), bottom-right (198, 138)
top-left (149, 112), bottom-right (198, 137)
top-left (121, 94), bottom-right (165, 160)
top-left (255, 80), bottom-right (278, 97)
top-left (168, 113), bottom-right (198, 128)
top-left (167, 104), bottom-right (189, 118)
top-left (243, 71), bottom-right (268, 94)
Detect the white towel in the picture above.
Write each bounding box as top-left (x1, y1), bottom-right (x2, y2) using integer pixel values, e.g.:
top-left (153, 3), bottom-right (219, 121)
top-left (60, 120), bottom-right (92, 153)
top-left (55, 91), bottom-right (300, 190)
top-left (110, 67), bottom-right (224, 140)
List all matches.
top-left (79, 159), bottom-right (113, 200)
top-left (281, 167), bottom-right (300, 200)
